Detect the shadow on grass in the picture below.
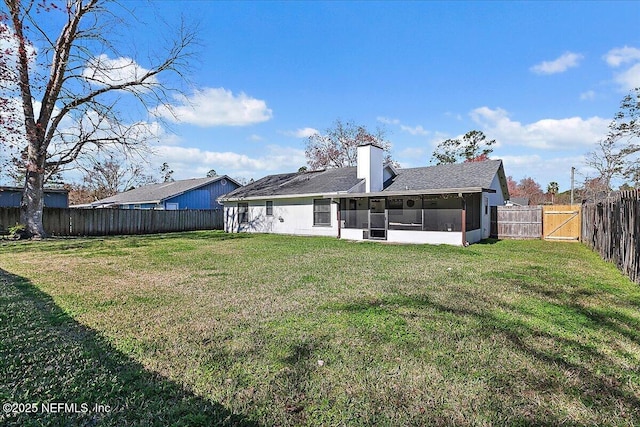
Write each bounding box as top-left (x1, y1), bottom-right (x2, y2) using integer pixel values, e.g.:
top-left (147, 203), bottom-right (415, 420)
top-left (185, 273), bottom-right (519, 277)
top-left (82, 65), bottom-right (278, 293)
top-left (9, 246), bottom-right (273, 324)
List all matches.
top-left (0, 269), bottom-right (259, 427)
top-left (326, 287), bottom-right (640, 424)
top-left (0, 230), bottom-right (254, 254)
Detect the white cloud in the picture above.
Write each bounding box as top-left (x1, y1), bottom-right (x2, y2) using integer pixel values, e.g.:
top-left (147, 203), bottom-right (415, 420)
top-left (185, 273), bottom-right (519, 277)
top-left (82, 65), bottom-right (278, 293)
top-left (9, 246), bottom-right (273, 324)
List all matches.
top-left (612, 63), bottom-right (640, 92)
top-left (471, 106), bottom-right (608, 150)
top-left (603, 46), bottom-right (640, 91)
top-left (377, 117), bottom-right (429, 136)
top-left (154, 87), bottom-right (272, 127)
top-left (400, 124), bottom-right (429, 136)
top-left (498, 154), bottom-right (586, 191)
top-left (603, 46), bottom-right (640, 67)
top-left (398, 147), bottom-right (426, 159)
top-left (82, 54), bottom-right (158, 87)
top-left (530, 52), bottom-right (584, 75)
top-left (444, 112), bottom-right (463, 121)
top-left (377, 116), bottom-right (400, 125)
top-left (248, 134), bottom-right (263, 141)
top-left (153, 144), bottom-right (305, 180)
top-left (580, 90), bottom-right (596, 101)
top-left (282, 127), bottom-right (319, 138)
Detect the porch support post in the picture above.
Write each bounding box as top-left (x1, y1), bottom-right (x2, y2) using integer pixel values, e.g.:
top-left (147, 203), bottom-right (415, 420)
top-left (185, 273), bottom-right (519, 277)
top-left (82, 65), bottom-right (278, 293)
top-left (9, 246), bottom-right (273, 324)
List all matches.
top-left (335, 200), bottom-right (341, 239)
top-left (461, 196), bottom-right (467, 246)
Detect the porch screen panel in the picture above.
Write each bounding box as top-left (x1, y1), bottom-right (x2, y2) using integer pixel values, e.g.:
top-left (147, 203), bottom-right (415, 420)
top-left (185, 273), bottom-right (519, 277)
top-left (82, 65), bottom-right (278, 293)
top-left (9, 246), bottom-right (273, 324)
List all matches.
top-left (388, 197), bottom-right (422, 230)
top-left (464, 194), bottom-right (481, 231)
top-left (341, 198), bottom-right (368, 229)
top-left (422, 198), bottom-right (462, 232)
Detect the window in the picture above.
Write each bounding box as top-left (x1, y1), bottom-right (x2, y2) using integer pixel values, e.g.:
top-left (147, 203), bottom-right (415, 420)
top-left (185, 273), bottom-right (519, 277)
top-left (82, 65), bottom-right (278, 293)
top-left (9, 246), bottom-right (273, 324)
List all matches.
top-left (238, 202), bottom-right (249, 224)
top-left (313, 199), bottom-right (331, 226)
top-left (266, 201), bottom-right (273, 216)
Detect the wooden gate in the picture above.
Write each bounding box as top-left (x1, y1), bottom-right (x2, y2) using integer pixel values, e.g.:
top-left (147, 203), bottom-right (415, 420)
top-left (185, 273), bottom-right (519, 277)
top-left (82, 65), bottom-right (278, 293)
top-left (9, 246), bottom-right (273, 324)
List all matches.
top-left (543, 205), bottom-right (581, 241)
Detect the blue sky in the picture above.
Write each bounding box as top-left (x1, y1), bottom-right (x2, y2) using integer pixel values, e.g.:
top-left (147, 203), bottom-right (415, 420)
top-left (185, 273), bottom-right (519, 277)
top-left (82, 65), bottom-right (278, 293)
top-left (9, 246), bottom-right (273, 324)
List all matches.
top-left (10, 1), bottom-right (640, 192)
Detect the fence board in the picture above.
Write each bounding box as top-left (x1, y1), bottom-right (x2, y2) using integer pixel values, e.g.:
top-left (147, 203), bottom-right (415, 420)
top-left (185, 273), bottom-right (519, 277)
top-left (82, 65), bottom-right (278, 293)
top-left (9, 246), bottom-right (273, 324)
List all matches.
top-left (582, 190), bottom-right (640, 284)
top-left (495, 206), bottom-right (542, 239)
top-left (0, 208), bottom-right (223, 236)
top-left (0, 208), bottom-right (20, 234)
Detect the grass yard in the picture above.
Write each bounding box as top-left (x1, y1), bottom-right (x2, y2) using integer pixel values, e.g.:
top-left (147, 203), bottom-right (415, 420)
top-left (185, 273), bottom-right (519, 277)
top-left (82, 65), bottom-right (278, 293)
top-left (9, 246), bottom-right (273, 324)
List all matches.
top-left (1, 232), bottom-right (639, 426)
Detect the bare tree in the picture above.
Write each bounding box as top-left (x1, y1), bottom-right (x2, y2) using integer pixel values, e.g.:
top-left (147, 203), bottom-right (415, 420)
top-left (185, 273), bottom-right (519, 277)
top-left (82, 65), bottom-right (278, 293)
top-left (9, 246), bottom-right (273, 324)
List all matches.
top-left (305, 119), bottom-right (395, 170)
top-left (1, 0), bottom-right (195, 237)
top-left (80, 153), bottom-right (156, 200)
top-left (431, 130), bottom-right (495, 165)
top-left (585, 87), bottom-right (640, 192)
top-left (584, 138), bottom-right (627, 192)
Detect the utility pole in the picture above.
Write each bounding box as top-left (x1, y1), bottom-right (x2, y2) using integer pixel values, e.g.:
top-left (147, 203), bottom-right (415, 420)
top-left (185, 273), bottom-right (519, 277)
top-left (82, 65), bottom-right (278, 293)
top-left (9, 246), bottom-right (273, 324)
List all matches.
top-left (570, 167), bottom-right (575, 205)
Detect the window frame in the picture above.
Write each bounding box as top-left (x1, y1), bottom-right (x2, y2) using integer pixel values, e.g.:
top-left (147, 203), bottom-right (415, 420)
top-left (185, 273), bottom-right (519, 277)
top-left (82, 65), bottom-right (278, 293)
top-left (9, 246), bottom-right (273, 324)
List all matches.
top-left (266, 200), bottom-right (274, 216)
top-left (313, 198), bottom-right (332, 227)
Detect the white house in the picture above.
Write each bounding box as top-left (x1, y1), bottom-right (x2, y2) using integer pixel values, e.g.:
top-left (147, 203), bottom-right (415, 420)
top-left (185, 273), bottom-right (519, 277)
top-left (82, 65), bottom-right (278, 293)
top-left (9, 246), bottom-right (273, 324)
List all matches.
top-left (220, 144), bottom-right (509, 245)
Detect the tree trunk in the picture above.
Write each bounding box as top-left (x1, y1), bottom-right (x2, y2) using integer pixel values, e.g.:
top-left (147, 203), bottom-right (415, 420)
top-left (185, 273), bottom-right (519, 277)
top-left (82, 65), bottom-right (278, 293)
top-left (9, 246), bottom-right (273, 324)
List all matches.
top-left (20, 155), bottom-right (47, 239)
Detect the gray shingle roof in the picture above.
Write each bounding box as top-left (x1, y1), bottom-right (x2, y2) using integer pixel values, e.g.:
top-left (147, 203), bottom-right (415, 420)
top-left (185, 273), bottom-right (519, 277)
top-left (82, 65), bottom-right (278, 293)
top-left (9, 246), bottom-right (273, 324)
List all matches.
top-left (93, 176), bottom-right (237, 205)
top-left (384, 160), bottom-right (504, 192)
top-left (223, 167), bottom-right (362, 199)
top-left (222, 160), bottom-right (507, 200)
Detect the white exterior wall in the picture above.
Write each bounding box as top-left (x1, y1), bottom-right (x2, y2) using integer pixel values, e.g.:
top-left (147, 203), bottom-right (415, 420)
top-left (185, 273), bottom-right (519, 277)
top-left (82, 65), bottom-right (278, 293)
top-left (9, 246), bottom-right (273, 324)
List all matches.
top-left (479, 174), bottom-right (507, 240)
top-left (341, 228), bottom-right (464, 246)
top-left (224, 198), bottom-right (338, 237)
top-left (466, 228), bottom-right (483, 244)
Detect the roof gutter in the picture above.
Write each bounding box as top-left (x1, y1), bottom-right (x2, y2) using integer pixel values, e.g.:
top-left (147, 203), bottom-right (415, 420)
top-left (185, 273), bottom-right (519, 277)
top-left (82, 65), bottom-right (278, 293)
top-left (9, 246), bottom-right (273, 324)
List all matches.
top-left (220, 192), bottom-right (347, 202)
top-left (326, 187), bottom-right (496, 199)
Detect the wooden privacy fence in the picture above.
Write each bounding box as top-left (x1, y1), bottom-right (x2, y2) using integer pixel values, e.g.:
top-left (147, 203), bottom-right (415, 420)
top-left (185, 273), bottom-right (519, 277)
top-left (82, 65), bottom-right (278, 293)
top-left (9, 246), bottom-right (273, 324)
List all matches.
top-left (493, 206), bottom-right (543, 239)
top-left (582, 190), bottom-right (640, 284)
top-left (0, 208), bottom-right (223, 236)
top-left (492, 205), bottom-right (582, 240)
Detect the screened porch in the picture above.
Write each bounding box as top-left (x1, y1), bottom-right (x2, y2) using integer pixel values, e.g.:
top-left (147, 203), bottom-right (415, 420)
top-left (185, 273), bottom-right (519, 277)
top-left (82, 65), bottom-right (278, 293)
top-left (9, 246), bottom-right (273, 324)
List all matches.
top-left (338, 193), bottom-right (482, 235)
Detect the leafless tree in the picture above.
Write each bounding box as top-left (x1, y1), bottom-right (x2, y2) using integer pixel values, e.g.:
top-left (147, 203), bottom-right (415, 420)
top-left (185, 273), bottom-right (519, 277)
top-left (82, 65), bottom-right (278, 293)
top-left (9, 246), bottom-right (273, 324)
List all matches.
top-left (584, 87), bottom-right (640, 192)
top-left (305, 119), bottom-right (395, 170)
top-left (80, 153), bottom-right (156, 201)
top-left (1, 0), bottom-right (195, 237)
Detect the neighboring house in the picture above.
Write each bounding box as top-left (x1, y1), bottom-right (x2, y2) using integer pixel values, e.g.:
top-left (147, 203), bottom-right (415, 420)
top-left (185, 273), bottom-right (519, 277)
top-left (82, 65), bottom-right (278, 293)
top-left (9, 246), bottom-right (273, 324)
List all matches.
top-left (0, 186), bottom-right (69, 208)
top-left (220, 144), bottom-right (509, 246)
top-left (88, 176), bottom-right (241, 210)
top-left (505, 197), bottom-right (529, 206)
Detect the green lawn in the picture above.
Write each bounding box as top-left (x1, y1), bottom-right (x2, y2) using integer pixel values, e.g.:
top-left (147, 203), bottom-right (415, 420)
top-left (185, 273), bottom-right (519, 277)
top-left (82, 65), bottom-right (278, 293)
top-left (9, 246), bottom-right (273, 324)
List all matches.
top-left (1, 232), bottom-right (639, 426)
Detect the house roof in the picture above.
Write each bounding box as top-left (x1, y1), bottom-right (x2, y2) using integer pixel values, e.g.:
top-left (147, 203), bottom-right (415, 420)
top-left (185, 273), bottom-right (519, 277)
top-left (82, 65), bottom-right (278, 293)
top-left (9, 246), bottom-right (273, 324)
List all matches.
top-left (92, 176), bottom-right (239, 206)
top-left (222, 160), bottom-right (509, 201)
top-left (385, 160), bottom-right (503, 192)
top-left (507, 197), bottom-right (530, 206)
top-left (0, 186), bottom-right (68, 194)
top-left (222, 167), bottom-right (362, 200)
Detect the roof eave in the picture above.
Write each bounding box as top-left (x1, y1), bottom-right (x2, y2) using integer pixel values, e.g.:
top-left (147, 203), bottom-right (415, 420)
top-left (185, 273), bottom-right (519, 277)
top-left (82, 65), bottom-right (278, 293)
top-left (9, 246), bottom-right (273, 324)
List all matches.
top-left (221, 191), bottom-right (346, 202)
top-left (328, 187), bottom-right (496, 198)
